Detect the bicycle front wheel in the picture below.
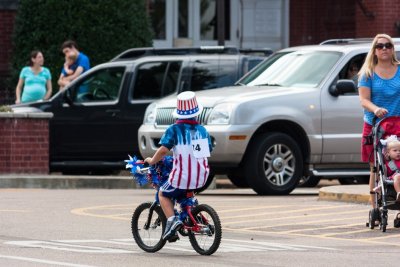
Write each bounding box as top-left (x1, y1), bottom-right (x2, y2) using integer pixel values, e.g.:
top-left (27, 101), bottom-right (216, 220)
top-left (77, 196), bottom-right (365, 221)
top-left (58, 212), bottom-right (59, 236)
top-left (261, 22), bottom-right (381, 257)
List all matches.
top-left (131, 202), bottom-right (166, 252)
top-left (188, 204), bottom-right (222, 255)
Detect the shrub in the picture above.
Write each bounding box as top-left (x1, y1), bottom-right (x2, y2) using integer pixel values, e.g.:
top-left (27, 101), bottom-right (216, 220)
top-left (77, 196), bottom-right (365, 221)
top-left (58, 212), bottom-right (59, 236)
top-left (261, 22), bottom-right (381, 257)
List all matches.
top-left (10, 0), bottom-right (153, 95)
top-left (0, 105), bottom-right (12, 112)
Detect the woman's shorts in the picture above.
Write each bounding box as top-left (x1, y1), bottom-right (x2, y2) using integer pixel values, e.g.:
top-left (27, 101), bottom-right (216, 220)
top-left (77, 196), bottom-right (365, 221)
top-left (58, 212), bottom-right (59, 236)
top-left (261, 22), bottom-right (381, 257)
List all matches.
top-left (361, 122), bottom-right (373, 163)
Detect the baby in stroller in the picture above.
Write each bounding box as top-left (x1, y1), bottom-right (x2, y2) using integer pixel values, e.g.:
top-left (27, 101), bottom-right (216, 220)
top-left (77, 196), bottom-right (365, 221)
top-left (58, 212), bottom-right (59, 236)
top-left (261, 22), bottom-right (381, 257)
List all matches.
top-left (371, 134), bottom-right (400, 229)
top-left (382, 135), bottom-right (400, 201)
top-left (367, 116), bottom-right (400, 231)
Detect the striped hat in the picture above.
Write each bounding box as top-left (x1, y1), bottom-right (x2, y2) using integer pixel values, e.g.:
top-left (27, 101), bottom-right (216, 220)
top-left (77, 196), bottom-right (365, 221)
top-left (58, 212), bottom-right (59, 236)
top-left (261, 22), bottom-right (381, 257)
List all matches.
top-left (173, 91), bottom-right (203, 119)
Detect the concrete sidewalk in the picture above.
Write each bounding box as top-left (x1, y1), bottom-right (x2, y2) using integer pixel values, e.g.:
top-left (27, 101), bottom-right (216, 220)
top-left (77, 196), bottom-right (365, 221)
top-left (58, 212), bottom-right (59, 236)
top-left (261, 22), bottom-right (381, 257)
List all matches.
top-left (0, 174), bottom-right (370, 204)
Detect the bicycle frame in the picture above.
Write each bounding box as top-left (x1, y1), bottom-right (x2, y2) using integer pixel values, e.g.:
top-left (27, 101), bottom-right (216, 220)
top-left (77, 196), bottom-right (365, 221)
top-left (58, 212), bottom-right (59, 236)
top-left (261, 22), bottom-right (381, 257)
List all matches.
top-left (144, 188), bottom-right (209, 235)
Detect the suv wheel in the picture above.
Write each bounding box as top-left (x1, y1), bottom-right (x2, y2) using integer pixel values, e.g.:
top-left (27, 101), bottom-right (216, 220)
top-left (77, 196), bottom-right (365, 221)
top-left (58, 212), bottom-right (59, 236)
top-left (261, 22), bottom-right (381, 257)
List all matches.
top-left (244, 132), bottom-right (303, 195)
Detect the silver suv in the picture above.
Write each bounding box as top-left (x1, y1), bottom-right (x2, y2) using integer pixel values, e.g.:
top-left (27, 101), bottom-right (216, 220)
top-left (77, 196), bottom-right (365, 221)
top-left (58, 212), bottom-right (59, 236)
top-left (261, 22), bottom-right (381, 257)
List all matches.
top-left (138, 40), bottom-right (400, 195)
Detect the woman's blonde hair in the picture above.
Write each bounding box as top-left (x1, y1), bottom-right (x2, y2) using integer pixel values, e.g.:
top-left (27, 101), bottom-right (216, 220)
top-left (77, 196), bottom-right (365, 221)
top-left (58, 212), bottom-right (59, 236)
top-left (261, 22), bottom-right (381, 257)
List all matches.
top-left (358, 33), bottom-right (400, 80)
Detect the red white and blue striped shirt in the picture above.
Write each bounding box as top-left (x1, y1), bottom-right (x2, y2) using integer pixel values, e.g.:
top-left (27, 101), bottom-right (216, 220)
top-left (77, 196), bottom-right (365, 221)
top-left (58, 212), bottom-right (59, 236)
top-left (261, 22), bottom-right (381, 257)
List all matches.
top-left (159, 119), bottom-right (212, 190)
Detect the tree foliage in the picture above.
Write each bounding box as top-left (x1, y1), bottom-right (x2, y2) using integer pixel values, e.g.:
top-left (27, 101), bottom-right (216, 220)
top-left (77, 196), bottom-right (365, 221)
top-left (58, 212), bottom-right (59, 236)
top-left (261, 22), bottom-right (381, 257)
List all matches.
top-left (11, 0), bottom-right (153, 91)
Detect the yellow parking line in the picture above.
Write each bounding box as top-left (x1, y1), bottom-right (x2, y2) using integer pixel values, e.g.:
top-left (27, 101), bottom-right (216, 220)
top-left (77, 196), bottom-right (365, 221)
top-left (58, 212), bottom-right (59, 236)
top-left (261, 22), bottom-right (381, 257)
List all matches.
top-left (257, 216), bottom-right (366, 231)
top-left (225, 208), bottom-right (367, 227)
top-left (0, 209), bottom-right (30, 212)
top-left (217, 204), bottom-right (297, 213)
top-left (221, 204), bottom-right (352, 220)
top-left (280, 222), bottom-right (363, 234)
top-left (71, 204), bottom-right (137, 220)
top-left (321, 228), bottom-right (372, 237)
top-left (361, 233), bottom-right (400, 241)
top-left (223, 226), bottom-right (400, 247)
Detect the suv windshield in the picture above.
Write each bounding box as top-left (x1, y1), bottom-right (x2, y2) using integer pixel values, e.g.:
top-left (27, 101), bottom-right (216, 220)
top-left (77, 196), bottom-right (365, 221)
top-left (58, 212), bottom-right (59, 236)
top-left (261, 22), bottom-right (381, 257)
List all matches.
top-left (239, 51), bottom-right (342, 88)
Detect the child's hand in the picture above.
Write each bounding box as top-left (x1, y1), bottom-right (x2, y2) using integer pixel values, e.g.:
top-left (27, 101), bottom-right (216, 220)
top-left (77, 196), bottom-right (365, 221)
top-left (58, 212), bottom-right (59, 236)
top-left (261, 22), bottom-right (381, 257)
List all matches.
top-left (64, 63), bottom-right (73, 75)
top-left (144, 157), bottom-right (153, 165)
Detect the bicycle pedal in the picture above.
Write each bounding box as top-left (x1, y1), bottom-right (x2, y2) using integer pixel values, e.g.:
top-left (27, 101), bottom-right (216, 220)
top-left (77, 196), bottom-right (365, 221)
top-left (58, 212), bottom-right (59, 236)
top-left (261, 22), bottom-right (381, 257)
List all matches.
top-left (168, 234), bottom-right (180, 243)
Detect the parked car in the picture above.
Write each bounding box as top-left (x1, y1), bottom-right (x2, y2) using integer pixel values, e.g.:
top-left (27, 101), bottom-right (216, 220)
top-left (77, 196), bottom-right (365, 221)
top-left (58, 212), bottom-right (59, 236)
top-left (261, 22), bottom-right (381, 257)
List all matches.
top-left (11, 46), bottom-right (271, 173)
top-left (138, 39), bottom-right (400, 195)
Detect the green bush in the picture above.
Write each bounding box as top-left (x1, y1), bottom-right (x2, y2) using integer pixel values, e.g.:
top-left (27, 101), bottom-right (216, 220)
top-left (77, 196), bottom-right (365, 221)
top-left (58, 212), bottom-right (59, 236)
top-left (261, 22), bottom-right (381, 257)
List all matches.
top-left (0, 105), bottom-right (13, 112)
top-left (10, 0), bottom-right (153, 94)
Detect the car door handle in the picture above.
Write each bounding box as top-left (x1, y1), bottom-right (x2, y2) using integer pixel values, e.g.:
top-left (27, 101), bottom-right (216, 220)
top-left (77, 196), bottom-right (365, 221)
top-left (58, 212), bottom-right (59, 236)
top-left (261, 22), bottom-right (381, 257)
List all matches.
top-left (106, 109), bottom-right (120, 117)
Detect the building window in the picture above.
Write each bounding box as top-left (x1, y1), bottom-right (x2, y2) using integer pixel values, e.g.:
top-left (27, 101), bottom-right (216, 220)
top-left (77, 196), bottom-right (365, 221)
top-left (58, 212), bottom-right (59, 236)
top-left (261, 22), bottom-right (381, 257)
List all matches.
top-left (200, 0), bottom-right (230, 40)
top-left (147, 0), bottom-right (166, 40)
top-left (178, 0), bottom-right (189, 38)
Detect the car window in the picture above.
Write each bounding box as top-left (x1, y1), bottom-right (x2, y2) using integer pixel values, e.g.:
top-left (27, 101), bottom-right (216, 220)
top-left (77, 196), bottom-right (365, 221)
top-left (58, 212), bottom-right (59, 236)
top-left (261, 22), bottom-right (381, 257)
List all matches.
top-left (339, 53), bottom-right (366, 83)
top-left (132, 61), bottom-right (182, 99)
top-left (190, 59), bottom-right (237, 91)
top-left (242, 58), bottom-right (264, 74)
top-left (72, 67), bottom-right (125, 103)
top-left (240, 51), bottom-right (342, 88)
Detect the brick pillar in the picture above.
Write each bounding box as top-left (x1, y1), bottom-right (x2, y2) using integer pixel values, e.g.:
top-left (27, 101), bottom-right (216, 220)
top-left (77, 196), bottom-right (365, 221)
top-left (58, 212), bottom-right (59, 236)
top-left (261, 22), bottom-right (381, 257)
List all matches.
top-left (0, 112), bottom-right (53, 174)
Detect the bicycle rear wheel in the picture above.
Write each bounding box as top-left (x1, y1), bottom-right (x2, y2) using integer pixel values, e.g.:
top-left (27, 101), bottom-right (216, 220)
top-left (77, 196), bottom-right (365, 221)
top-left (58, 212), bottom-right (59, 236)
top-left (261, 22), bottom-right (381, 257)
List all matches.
top-left (131, 202), bottom-right (166, 252)
top-left (188, 204), bottom-right (222, 255)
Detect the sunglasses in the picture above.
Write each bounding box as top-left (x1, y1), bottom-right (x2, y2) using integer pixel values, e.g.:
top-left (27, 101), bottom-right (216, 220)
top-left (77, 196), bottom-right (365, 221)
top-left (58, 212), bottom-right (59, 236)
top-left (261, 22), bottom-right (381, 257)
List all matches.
top-left (375, 42), bottom-right (394, 50)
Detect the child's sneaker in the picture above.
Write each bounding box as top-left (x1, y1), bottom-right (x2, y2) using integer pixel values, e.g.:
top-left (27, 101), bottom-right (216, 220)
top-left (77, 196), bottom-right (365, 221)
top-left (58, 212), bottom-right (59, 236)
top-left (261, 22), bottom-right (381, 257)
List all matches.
top-left (163, 217), bottom-right (183, 241)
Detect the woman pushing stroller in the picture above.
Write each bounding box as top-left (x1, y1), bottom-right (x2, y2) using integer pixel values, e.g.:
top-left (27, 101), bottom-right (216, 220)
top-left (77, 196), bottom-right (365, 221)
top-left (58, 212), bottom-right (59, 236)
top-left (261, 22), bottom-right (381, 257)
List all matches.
top-left (358, 34), bottom-right (400, 210)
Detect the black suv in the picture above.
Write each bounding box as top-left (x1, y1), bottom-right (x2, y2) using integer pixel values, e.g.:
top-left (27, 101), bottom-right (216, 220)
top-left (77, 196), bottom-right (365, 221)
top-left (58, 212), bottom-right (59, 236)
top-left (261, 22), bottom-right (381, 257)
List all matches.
top-left (12, 46), bottom-right (271, 173)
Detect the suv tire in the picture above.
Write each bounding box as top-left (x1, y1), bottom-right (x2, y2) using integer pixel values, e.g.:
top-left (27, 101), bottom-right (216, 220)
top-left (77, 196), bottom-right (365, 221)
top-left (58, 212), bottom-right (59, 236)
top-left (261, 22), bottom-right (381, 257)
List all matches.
top-left (244, 132), bottom-right (303, 195)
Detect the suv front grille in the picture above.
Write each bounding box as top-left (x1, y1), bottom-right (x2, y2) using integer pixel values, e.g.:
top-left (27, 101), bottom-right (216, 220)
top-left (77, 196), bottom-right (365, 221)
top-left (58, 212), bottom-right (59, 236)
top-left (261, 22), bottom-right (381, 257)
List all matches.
top-left (155, 107), bottom-right (212, 126)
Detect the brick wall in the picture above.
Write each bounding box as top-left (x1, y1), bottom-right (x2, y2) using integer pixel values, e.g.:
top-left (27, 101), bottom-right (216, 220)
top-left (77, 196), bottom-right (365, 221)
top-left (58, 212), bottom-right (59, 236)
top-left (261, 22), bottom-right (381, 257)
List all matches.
top-left (355, 0), bottom-right (400, 37)
top-left (0, 113), bottom-right (53, 174)
top-left (290, 0), bottom-right (357, 46)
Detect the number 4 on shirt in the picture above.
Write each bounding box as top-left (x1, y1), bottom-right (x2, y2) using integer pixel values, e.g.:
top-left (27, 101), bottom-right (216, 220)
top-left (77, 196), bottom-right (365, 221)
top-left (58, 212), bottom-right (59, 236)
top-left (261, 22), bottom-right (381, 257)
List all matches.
top-left (191, 138), bottom-right (210, 158)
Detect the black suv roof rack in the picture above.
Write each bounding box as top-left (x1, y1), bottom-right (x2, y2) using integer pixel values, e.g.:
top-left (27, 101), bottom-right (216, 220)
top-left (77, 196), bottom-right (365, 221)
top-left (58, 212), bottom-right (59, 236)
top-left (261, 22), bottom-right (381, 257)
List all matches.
top-left (111, 46), bottom-right (273, 61)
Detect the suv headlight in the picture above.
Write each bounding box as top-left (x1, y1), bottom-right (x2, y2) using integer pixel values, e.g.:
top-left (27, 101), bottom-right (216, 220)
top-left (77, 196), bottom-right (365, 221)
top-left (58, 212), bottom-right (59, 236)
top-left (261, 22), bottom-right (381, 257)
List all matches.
top-left (207, 103), bottom-right (233, 125)
top-left (143, 102), bottom-right (157, 125)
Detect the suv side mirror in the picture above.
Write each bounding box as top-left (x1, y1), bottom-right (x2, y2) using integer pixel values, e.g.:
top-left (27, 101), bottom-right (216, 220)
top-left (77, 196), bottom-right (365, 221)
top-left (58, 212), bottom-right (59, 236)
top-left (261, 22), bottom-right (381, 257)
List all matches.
top-left (329, 79), bottom-right (356, 97)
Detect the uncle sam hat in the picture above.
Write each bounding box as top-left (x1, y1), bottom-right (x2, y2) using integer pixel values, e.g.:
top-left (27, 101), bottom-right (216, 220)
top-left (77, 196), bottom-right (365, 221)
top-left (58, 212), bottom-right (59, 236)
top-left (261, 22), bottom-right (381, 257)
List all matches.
top-left (173, 91), bottom-right (203, 119)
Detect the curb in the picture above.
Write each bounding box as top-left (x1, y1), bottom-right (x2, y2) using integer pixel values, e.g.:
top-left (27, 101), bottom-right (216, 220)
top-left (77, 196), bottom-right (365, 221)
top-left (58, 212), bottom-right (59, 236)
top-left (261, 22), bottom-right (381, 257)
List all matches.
top-left (318, 185), bottom-right (370, 204)
top-left (0, 175), bottom-right (235, 190)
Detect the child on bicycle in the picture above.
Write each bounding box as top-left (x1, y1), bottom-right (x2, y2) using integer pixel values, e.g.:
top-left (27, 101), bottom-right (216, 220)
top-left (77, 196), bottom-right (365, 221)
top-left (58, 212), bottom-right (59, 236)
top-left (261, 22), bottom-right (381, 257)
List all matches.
top-left (144, 91), bottom-right (213, 241)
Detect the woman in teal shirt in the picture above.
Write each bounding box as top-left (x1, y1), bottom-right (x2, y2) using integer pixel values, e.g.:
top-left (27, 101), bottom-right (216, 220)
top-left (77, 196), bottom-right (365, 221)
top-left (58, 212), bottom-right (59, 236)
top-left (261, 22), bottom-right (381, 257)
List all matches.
top-left (15, 50), bottom-right (52, 103)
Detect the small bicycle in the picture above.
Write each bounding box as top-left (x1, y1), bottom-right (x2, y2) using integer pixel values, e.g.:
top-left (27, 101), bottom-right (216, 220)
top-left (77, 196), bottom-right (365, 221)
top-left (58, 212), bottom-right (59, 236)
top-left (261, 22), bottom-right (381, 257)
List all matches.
top-left (126, 156), bottom-right (222, 255)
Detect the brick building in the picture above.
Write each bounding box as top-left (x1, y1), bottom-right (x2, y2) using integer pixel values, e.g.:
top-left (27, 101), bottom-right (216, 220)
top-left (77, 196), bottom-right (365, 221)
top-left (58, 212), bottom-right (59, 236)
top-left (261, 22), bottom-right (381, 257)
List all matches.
top-left (1, 0), bottom-right (400, 104)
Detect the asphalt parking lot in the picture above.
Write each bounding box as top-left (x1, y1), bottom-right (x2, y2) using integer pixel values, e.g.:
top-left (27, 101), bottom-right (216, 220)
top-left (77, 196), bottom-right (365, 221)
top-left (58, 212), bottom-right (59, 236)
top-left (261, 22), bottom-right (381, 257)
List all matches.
top-left (1, 188), bottom-right (399, 266)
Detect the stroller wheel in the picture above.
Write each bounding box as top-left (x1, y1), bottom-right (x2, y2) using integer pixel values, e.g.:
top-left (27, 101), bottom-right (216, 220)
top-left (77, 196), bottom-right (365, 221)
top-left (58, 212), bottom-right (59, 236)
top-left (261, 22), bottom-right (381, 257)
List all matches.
top-left (369, 208), bottom-right (380, 229)
top-left (380, 210), bottom-right (388, 233)
top-left (394, 212), bottom-right (400, 228)
top-left (381, 217), bottom-right (387, 232)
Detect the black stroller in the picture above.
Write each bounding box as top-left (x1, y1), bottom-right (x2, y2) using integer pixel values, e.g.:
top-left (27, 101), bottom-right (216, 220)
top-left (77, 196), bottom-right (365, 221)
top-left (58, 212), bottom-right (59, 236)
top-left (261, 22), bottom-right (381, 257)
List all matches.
top-left (367, 116), bottom-right (400, 232)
